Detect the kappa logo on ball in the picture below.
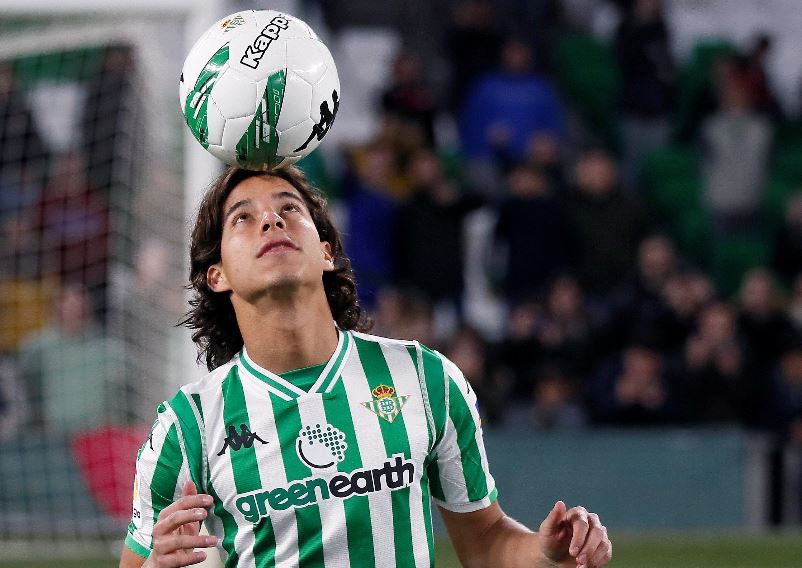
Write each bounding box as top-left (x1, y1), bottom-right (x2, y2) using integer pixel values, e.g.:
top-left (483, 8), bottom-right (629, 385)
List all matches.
top-left (240, 15), bottom-right (290, 69)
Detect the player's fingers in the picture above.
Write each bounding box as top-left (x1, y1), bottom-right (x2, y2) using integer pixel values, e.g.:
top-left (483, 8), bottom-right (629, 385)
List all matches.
top-left (575, 513), bottom-right (604, 567)
top-left (538, 500), bottom-right (566, 536)
top-left (566, 506), bottom-right (590, 557)
top-left (154, 534), bottom-right (219, 555)
top-left (154, 507), bottom-right (209, 536)
top-left (182, 479), bottom-right (198, 498)
top-left (156, 493), bottom-right (213, 524)
top-left (587, 533), bottom-right (612, 568)
top-left (158, 550), bottom-right (208, 568)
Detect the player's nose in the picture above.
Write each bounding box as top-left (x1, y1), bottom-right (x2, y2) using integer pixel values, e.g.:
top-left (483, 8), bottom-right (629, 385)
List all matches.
top-left (260, 210), bottom-right (285, 232)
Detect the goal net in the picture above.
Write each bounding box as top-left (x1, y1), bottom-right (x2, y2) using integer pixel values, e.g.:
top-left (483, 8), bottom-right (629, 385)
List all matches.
top-left (0, 10), bottom-right (200, 556)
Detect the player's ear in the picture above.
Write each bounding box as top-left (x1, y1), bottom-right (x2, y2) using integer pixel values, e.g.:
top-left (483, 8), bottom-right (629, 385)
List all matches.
top-left (207, 262), bottom-right (232, 293)
top-left (321, 241), bottom-right (335, 272)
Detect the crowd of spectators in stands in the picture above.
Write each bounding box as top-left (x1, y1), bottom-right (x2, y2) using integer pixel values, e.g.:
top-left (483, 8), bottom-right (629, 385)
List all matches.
top-left (334, 0), bottom-right (802, 449)
top-left (1, 0), bottom-right (802, 464)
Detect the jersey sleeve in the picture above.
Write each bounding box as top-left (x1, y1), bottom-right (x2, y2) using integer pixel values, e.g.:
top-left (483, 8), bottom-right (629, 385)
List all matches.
top-left (427, 352), bottom-right (497, 513)
top-left (125, 402), bottom-right (193, 559)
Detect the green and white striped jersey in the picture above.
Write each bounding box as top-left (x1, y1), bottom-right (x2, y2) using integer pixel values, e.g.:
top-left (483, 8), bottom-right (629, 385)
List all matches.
top-left (126, 329), bottom-right (497, 567)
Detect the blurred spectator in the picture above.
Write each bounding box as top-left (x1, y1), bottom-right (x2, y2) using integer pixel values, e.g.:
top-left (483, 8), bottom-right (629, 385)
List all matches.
top-left (506, 363), bottom-right (587, 430)
top-left (81, 45), bottom-right (135, 193)
top-left (458, 37), bottom-right (565, 189)
top-left (370, 285), bottom-right (436, 348)
top-left (737, 268), bottom-right (796, 378)
top-left (607, 233), bottom-right (678, 350)
top-left (445, 0), bottom-right (503, 112)
top-left (0, 61), bottom-right (47, 188)
top-left (681, 302), bottom-right (750, 424)
top-left (700, 56), bottom-right (773, 238)
top-left (445, 325), bottom-right (509, 426)
top-left (0, 357), bottom-right (29, 440)
top-left (787, 273), bottom-right (802, 333)
top-left (742, 34), bottom-right (783, 120)
top-left (524, 130), bottom-right (568, 193)
top-left (649, 268), bottom-right (714, 355)
top-left (33, 152), bottom-right (110, 320)
top-left (493, 163), bottom-right (573, 304)
top-left (16, 283), bottom-right (124, 434)
top-left (393, 150), bottom-right (483, 324)
top-left (765, 343), bottom-right (802, 443)
top-left (533, 274), bottom-right (598, 379)
top-left (590, 342), bottom-right (676, 426)
top-left (568, 148), bottom-right (652, 295)
top-left (614, 0), bottom-right (677, 190)
top-left (342, 144), bottom-right (398, 310)
top-left (497, 300), bottom-right (542, 398)
top-left (380, 51), bottom-right (437, 147)
top-left (771, 192), bottom-right (802, 285)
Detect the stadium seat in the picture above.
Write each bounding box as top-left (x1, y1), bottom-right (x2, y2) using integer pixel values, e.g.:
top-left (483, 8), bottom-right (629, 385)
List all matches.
top-left (641, 145), bottom-right (701, 212)
top-left (554, 34), bottom-right (622, 151)
top-left (711, 236), bottom-right (770, 297)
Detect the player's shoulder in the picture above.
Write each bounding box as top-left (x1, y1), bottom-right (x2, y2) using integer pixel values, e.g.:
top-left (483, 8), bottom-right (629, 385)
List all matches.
top-left (162, 357), bottom-right (237, 422)
top-left (172, 357), bottom-right (237, 398)
top-left (349, 329), bottom-right (420, 350)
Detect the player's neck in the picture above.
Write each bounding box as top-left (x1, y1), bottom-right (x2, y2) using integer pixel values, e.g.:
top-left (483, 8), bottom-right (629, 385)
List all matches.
top-left (234, 288), bottom-right (338, 375)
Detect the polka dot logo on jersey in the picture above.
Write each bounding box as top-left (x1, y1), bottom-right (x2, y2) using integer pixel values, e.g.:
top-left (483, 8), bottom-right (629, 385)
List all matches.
top-left (296, 423), bottom-right (348, 469)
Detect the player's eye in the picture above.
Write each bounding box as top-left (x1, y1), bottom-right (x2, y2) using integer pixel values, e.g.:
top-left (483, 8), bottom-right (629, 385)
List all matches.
top-left (282, 203), bottom-right (300, 213)
top-left (233, 212), bottom-right (250, 224)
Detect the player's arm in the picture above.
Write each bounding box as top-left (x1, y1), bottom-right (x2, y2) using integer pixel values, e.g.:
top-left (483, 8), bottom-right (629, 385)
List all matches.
top-left (429, 351), bottom-right (610, 567)
top-left (122, 403), bottom-right (215, 568)
top-left (440, 500), bottom-right (611, 568)
top-left (120, 480), bottom-right (217, 568)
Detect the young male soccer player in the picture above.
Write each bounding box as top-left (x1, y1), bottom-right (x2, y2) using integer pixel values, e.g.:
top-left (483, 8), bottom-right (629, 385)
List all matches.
top-left (119, 166), bottom-right (612, 568)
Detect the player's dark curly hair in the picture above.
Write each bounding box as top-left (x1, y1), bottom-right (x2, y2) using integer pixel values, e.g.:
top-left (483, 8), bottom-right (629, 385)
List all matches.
top-left (179, 165), bottom-right (372, 371)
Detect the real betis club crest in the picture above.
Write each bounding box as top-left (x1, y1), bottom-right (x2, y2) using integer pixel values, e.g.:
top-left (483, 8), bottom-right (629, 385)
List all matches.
top-left (362, 384), bottom-right (409, 423)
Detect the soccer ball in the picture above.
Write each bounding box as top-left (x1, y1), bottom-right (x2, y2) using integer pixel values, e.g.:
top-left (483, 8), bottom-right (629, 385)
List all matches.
top-left (179, 10), bottom-right (340, 170)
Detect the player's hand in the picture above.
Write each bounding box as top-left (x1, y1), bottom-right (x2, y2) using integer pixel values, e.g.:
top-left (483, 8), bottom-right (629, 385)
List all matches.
top-left (538, 501), bottom-right (612, 568)
top-left (143, 480), bottom-right (218, 568)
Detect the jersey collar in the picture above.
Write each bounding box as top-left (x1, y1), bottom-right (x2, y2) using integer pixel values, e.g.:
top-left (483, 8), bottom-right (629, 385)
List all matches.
top-left (237, 328), bottom-right (353, 400)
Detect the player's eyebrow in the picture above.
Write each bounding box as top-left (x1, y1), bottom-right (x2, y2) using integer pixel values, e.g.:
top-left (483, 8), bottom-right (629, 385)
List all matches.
top-left (273, 191), bottom-right (306, 207)
top-left (224, 199), bottom-right (252, 223)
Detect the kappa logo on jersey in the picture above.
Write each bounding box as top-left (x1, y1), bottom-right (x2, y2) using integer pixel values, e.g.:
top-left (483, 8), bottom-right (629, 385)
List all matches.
top-left (361, 384), bottom-right (409, 423)
top-left (217, 424), bottom-right (268, 455)
top-left (296, 423), bottom-right (347, 469)
top-left (234, 454), bottom-right (415, 524)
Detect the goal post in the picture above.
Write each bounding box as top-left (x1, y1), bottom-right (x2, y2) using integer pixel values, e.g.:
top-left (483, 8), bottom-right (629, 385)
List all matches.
top-left (0, 0), bottom-right (224, 558)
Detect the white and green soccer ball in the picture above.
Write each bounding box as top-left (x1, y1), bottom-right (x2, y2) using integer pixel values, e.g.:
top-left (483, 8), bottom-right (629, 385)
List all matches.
top-left (180, 10), bottom-right (340, 170)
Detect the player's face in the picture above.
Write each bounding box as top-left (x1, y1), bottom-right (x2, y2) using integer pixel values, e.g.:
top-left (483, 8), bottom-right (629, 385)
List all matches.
top-left (207, 175), bottom-right (334, 302)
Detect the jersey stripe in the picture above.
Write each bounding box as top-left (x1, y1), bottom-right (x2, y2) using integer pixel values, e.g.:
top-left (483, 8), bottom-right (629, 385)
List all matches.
top-left (447, 378), bottom-right (489, 501)
top-left (342, 345), bottom-right (397, 568)
top-left (221, 367), bottom-right (273, 567)
top-left (407, 344), bottom-right (436, 564)
top-left (353, 338), bottom-right (416, 568)
top-left (168, 391), bottom-right (203, 489)
top-left (244, 380), bottom-right (300, 567)
top-left (297, 395), bottom-right (351, 568)
top-left (201, 367), bottom-right (240, 567)
top-left (323, 379), bottom-right (376, 568)
top-left (269, 391), bottom-right (325, 567)
top-left (150, 423), bottom-right (184, 529)
top-left (381, 341), bottom-right (431, 568)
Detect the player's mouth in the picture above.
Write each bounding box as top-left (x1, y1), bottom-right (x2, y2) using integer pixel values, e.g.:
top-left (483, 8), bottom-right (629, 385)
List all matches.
top-left (257, 239), bottom-right (299, 257)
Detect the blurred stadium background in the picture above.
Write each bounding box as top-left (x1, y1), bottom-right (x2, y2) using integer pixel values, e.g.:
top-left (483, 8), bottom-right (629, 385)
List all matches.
top-left (1, 0), bottom-right (801, 566)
